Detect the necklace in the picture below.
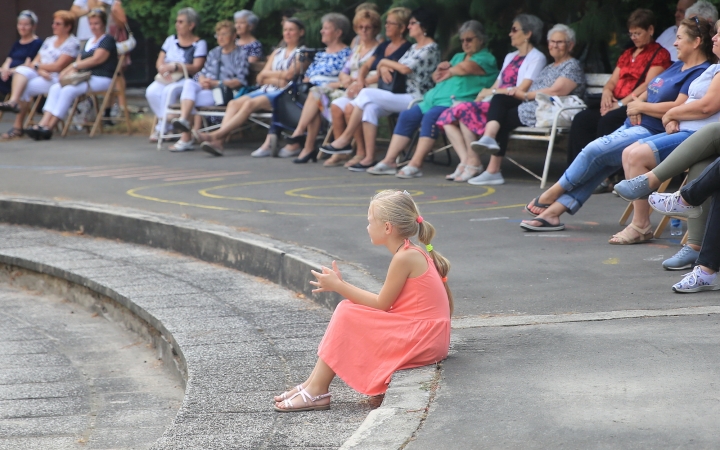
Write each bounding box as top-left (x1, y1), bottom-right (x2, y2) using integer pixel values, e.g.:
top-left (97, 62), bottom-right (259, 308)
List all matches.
top-left (395, 241), bottom-right (405, 253)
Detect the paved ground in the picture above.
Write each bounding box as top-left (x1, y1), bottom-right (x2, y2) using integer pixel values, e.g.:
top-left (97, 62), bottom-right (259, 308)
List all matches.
top-left (0, 282), bottom-right (182, 449)
top-left (3, 121), bottom-right (720, 448)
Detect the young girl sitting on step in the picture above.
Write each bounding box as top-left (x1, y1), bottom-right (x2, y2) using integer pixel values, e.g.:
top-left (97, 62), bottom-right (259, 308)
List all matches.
top-left (274, 189), bottom-right (452, 412)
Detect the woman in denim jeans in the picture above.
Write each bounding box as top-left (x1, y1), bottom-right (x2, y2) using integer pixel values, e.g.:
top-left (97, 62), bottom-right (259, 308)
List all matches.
top-left (521, 17), bottom-right (714, 232)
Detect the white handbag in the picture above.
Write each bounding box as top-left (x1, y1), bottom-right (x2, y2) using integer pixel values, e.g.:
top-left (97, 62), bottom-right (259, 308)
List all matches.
top-left (534, 93), bottom-right (586, 127)
top-left (115, 23), bottom-right (136, 55)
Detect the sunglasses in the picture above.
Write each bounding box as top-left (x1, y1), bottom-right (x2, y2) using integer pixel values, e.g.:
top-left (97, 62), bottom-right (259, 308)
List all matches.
top-left (510, 26), bottom-right (520, 33)
top-left (408, 20), bottom-right (420, 26)
top-left (460, 37), bottom-right (476, 44)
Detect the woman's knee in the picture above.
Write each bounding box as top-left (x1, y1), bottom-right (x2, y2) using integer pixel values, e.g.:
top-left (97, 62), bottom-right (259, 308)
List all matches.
top-left (624, 143), bottom-right (653, 167)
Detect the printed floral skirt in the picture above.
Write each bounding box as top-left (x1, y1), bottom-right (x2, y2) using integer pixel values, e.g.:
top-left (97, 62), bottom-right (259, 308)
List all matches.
top-left (436, 100), bottom-right (491, 136)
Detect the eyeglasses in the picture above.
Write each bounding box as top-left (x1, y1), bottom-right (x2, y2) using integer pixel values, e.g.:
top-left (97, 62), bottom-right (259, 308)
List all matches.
top-left (214, 32), bottom-right (233, 38)
top-left (461, 37), bottom-right (476, 44)
top-left (510, 26), bottom-right (520, 33)
top-left (52, 21), bottom-right (64, 26)
top-left (356, 25), bottom-right (373, 31)
top-left (628, 31), bottom-right (645, 38)
top-left (408, 20), bottom-right (420, 27)
top-left (548, 39), bottom-right (568, 46)
top-left (385, 21), bottom-right (399, 27)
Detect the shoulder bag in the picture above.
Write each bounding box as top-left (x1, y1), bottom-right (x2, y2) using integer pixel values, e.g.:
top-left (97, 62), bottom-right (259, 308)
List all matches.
top-left (60, 70), bottom-right (92, 87)
top-left (377, 70), bottom-right (406, 94)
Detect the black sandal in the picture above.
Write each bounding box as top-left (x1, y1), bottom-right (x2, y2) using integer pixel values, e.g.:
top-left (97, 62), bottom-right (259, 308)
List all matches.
top-left (285, 135), bottom-right (305, 145)
top-left (1, 128), bottom-right (23, 139)
top-left (0, 102), bottom-right (20, 113)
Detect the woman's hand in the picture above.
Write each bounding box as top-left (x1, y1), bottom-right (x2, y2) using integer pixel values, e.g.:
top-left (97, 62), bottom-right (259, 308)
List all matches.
top-left (600, 89), bottom-right (615, 112)
top-left (59, 66), bottom-right (75, 79)
top-left (379, 66), bottom-right (394, 84)
top-left (665, 119), bottom-right (680, 134)
top-left (327, 81), bottom-right (342, 89)
top-left (158, 63), bottom-right (176, 76)
top-left (625, 95), bottom-right (644, 116)
top-left (475, 88), bottom-right (492, 101)
top-left (310, 261), bottom-right (344, 294)
top-left (199, 76), bottom-right (214, 90)
top-left (0, 69), bottom-right (10, 82)
top-left (346, 81), bottom-right (362, 98)
top-left (38, 69), bottom-right (51, 80)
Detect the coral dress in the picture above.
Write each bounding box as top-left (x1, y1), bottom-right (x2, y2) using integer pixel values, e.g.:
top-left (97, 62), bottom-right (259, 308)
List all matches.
top-left (318, 242), bottom-right (451, 396)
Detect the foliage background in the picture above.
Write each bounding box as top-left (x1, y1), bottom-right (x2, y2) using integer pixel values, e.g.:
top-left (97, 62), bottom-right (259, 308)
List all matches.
top-left (124, 0), bottom-right (720, 73)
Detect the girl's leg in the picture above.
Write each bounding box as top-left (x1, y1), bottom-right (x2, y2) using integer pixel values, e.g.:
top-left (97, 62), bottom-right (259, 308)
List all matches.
top-left (275, 357), bottom-right (334, 409)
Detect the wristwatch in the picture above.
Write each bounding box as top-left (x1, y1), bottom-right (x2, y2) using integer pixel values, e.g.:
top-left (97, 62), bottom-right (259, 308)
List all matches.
top-left (72, 62), bottom-right (78, 69)
top-left (617, 100), bottom-right (624, 107)
top-left (492, 88), bottom-right (497, 94)
top-left (34, 63), bottom-right (39, 71)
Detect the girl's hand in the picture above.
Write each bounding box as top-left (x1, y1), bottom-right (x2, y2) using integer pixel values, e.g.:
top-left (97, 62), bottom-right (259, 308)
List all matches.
top-left (310, 261), bottom-right (343, 294)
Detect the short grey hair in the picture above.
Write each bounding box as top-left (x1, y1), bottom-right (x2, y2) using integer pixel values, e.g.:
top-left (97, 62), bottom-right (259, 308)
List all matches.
top-left (234, 9), bottom-right (259, 32)
top-left (18, 10), bottom-right (38, 25)
top-left (514, 14), bottom-right (544, 46)
top-left (459, 20), bottom-right (486, 46)
top-left (321, 13), bottom-right (351, 40)
top-left (177, 7), bottom-right (199, 30)
top-left (547, 23), bottom-right (576, 45)
top-left (686, 0), bottom-right (718, 22)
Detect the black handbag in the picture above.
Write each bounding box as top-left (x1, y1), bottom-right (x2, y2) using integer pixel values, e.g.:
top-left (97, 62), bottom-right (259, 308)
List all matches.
top-left (272, 80), bottom-right (312, 130)
top-left (377, 71), bottom-right (407, 94)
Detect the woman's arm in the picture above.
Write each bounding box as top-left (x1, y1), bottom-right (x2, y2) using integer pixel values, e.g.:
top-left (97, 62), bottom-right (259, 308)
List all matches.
top-left (39, 54), bottom-right (75, 74)
top-left (376, 59), bottom-right (412, 75)
top-left (515, 77), bottom-right (577, 101)
top-left (601, 66), bottom-right (621, 110)
top-left (111, 0), bottom-right (127, 26)
top-left (620, 65), bottom-right (665, 104)
top-left (76, 47), bottom-right (110, 70)
top-left (663, 75), bottom-right (720, 123)
top-left (627, 93), bottom-right (689, 118)
top-left (184, 56), bottom-right (206, 77)
top-left (355, 56), bottom-right (375, 86)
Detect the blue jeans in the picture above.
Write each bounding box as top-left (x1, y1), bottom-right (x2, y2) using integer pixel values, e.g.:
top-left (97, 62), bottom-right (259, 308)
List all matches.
top-left (393, 105), bottom-right (448, 139)
top-left (558, 124), bottom-right (653, 214)
top-left (637, 130), bottom-right (695, 165)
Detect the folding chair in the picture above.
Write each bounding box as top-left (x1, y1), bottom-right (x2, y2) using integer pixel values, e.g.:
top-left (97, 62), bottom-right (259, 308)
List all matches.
top-left (63, 54), bottom-right (131, 137)
top-left (0, 93), bottom-right (9, 121)
top-left (23, 95), bottom-right (45, 128)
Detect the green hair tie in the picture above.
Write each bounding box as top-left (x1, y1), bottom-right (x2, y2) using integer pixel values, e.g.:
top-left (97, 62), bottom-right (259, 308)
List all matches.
top-left (426, 244), bottom-right (433, 252)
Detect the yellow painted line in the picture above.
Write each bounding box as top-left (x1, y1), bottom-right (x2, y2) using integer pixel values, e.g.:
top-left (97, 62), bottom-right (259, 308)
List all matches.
top-left (602, 258), bottom-right (619, 265)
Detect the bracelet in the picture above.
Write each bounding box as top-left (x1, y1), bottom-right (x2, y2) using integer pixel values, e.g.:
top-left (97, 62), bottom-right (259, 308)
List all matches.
top-left (524, 92), bottom-right (528, 102)
top-left (492, 88), bottom-right (497, 94)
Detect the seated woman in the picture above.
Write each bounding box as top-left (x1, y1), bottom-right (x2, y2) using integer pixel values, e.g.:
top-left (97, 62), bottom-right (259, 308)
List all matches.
top-left (367, 20), bottom-right (499, 178)
top-left (25, 8), bottom-right (117, 140)
top-left (199, 15), bottom-right (352, 157)
top-left (320, 8), bottom-right (441, 165)
top-left (0, 11), bottom-right (42, 99)
top-left (145, 7), bottom-right (207, 141)
top-left (647, 158), bottom-right (720, 292)
top-left (434, 14), bottom-right (546, 182)
top-left (567, 9), bottom-right (672, 171)
top-left (0, 11), bottom-right (78, 140)
top-left (521, 19), bottom-right (713, 232)
top-left (282, 9), bottom-right (381, 164)
top-left (168, 20), bottom-right (248, 152)
top-left (610, 18), bottom-right (719, 245)
top-left (234, 10), bottom-right (263, 64)
top-left (273, 13), bottom-right (352, 159)
top-left (194, 18), bottom-right (306, 156)
top-left (468, 24), bottom-right (586, 186)
top-left (323, 7), bottom-right (411, 168)
top-left (615, 131), bottom-right (720, 270)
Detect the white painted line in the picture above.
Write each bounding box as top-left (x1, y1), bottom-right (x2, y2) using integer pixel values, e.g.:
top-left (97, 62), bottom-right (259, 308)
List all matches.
top-left (643, 255), bottom-right (666, 261)
top-left (523, 234), bottom-right (570, 238)
top-left (470, 217), bottom-right (510, 222)
top-left (452, 305), bottom-right (720, 329)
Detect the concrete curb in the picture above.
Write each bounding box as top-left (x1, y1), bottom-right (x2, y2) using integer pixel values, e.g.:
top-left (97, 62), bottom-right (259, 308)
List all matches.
top-left (0, 196), bottom-right (438, 450)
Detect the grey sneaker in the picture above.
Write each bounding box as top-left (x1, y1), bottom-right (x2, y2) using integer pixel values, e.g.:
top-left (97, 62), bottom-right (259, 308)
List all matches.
top-left (367, 161), bottom-right (397, 175)
top-left (672, 266), bottom-right (720, 293)
top-left (171, 118), bottom-right (191, 133)
top-left (278, 146), bottom-right (301, 158)
top-left (395, 165), bottom-right (423, 179)
top-left (614, 175), bottom-right (653, 201)
top-left (648, 191), bottom-right (702, 218)
top-left (467, 171), bottom-right (504, 186)
top-left (470, 136), bottom-right (501, 155)
top-left (251, 146), bottom-right (272, 157)
top-left (662, 245), bottom-right (700, 271)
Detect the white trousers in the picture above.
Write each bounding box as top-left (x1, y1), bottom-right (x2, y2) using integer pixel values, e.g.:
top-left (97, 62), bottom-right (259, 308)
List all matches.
top-left (350, 88), bottom-right (414, 126)
top-left (43, 76), bottom-right (112, 120)
top-left (145, 79), bottom-right (184, 131)
top-left (179, 79), bottom-right (215, 114)
top-left (14, 66), bottom-right (58, 103)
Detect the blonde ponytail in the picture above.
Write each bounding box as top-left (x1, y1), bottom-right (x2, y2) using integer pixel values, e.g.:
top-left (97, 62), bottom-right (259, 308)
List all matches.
top-left (371, 190), bottom-right (454, 315)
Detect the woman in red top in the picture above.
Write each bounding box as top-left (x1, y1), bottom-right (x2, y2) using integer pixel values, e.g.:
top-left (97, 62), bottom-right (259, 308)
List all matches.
top-left (564, 9), bottom-right (671, 172)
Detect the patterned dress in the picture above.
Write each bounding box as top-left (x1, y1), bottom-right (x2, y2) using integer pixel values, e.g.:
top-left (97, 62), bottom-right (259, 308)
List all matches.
top-left (436, 54), bottom-right (525, 135)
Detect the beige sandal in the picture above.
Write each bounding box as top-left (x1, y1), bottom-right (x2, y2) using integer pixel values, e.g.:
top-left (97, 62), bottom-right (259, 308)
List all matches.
top-left (274, 387), bottom-right (331, 412)
top-left (608, 223), bottom-right (653, 245)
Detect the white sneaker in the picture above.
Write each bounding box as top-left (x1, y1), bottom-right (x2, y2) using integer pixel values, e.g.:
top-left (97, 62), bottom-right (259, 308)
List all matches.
top-left (467, 171), bottom-right (504, 185)
top-left (395, 165), bottom-right (423, 179)
top-left (169, 139), bottom-right (194, 152)
top-left (470, 136), bottom-right (501, 155)
top-left (649, 191), bottom-right (702, 218)
top-left (251, 147), bottom-right (272, 157)
top-left (672, 266), bottom-right (720, 293)
top-left (367, 162), bottom-right (397, 175)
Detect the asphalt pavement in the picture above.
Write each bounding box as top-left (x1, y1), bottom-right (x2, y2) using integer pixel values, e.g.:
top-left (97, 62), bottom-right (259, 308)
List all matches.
top-left (2, 119), bottom-right (720, 448)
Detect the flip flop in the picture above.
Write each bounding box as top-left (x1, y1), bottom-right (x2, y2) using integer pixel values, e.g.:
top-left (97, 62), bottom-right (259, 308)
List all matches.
top-left (519, 218), bottom-right (565, 231)
top-left (525, 197), bottom-right (552, 217)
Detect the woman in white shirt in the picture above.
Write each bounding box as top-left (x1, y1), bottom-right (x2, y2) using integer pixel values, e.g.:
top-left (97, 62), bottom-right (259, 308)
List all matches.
top-left (145, 7), bottom-right (208, 141)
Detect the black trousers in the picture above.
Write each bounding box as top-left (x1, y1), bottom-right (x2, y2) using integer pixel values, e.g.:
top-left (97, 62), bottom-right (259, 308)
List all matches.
top-left (681, 157), bottom-right (720, 271)
top-left (566, 106), bottom-right (628, 167)
top-left (485, 94), bottom-right (523, 157)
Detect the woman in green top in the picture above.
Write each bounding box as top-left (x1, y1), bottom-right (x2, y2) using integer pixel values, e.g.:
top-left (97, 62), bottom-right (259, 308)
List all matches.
top-left (367, 20), bottom-right (498, 178)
